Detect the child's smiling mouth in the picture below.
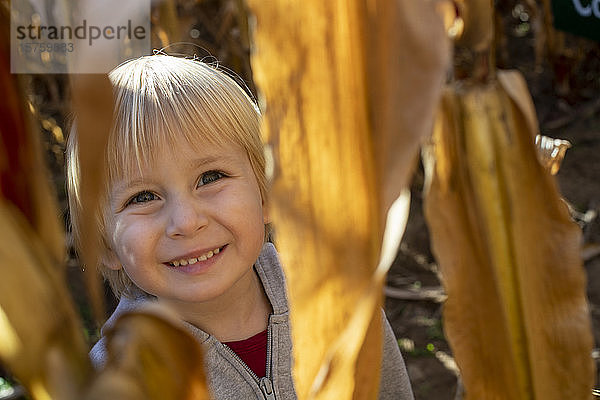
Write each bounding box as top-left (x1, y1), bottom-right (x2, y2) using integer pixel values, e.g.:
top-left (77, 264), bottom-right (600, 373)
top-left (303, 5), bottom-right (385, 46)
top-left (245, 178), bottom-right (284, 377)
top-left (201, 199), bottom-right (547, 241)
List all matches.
top-left (167, 245), bottom-right (226, 267)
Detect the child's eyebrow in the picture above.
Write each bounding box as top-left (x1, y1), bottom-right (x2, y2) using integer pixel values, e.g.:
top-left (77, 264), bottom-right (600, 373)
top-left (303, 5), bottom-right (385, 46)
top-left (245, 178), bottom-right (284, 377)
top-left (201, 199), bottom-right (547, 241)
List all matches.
top-left (188, 154), bottom-right (241, 170)
top-left (191, 155), bottom-right (221, 168)
top-left (112, 155), bottom-right (237, 192)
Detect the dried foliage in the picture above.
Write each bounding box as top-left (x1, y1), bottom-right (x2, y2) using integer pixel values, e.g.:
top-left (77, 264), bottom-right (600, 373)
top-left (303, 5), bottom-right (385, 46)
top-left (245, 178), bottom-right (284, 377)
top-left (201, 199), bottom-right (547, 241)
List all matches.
top-left (69, 74), bottom-right (114, 323)
top-left (423, 69), bottom-right (595, 399)
top-left (0, 201), bottom-right (90, 400)
top-left (1, 4), bottom-right (88, 398)
top-left (247, 0), bottom-right (449, 398)
top-left (421, 2), bottom-right (595, 398)
top-left (84, 305), bottom-right (210, 400)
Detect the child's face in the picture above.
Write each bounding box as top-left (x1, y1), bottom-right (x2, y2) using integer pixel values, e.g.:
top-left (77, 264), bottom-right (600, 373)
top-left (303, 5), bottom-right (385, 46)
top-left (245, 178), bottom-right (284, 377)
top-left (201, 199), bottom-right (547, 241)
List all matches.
top-left (104, 136), bottom-right (268, 305)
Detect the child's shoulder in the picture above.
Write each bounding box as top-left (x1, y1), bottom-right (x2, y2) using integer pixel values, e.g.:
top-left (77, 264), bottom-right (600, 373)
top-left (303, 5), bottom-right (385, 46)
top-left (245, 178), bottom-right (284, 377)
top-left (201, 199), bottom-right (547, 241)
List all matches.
top-left (255, 242), bottom-right (289, 313)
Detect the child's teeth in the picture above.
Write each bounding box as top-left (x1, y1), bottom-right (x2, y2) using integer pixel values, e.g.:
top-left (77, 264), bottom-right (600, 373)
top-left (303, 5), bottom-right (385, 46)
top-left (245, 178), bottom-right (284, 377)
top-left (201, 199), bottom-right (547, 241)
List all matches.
top-left (171, 247), bottom-right (221, 267)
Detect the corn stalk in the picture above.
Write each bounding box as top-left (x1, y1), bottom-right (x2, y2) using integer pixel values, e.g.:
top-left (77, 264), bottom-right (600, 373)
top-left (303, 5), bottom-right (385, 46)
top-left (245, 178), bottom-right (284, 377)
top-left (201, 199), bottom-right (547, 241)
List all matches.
top-left (246, 0), bottom-right (450, 398)
top-left (422, 1), bottom-right (595, 398)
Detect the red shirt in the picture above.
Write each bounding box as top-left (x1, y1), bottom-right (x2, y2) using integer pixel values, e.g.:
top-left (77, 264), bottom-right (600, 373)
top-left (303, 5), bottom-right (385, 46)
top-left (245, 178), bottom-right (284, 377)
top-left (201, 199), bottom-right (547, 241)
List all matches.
top-left (224, 329), bottom-right (268, 378)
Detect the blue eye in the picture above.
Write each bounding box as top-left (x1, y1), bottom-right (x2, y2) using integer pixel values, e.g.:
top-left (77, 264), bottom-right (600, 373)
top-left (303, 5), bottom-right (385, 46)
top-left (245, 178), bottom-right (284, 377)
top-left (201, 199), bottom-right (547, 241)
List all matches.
top-left (127, 191), bottom-right (159, 205)
top-left (198, 171), bottom-right (226, 186)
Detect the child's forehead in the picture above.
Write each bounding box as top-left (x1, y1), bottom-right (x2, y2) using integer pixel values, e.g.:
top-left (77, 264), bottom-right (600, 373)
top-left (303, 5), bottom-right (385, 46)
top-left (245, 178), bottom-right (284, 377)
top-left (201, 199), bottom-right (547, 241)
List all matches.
top-left (110, 135), bottom-right (247, 178)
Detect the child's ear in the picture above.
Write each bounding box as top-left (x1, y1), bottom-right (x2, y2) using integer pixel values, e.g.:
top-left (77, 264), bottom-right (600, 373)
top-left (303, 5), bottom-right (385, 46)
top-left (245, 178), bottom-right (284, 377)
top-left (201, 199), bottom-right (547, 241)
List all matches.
top-left (102, 249), bottom-right (122, 271)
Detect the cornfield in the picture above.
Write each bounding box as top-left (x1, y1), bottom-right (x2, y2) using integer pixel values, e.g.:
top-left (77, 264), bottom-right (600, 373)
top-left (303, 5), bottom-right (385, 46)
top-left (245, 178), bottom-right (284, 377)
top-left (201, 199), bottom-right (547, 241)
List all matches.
top-left (1, 0), bottom-right (599, 399)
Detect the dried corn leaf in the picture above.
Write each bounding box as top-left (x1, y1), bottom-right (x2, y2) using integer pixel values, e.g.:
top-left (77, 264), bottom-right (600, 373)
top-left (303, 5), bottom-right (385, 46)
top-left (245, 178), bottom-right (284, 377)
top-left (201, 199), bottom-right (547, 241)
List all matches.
top-left (497, 71), bottom-right (538, 138)
top-left (423, 70), bottom-right (594, 399)
top-left (0, 3), bottom-right (64, 266)
top-left (502, 59), bottom-right (572, 172)
top-left (247, 0), bottom-right (449, 398)
top-left (0, 200), bottom-right (91, 400)
top-left (85, 304), bottom-right (210, 400)
top-left (70, 74), bottom-right (114, 322)
top-left (0, 8), bottom-right (88, 397)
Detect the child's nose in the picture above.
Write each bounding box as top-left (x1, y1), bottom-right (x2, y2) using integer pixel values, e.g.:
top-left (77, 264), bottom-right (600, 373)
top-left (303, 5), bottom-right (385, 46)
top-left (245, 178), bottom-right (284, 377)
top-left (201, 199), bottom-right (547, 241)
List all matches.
top-left (165, 198), bottom-right (208, 238)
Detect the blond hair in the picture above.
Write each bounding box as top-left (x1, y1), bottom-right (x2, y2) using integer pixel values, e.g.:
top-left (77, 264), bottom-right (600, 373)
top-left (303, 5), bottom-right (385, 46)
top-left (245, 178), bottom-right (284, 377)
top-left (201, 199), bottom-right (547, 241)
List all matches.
top-left (67, 55), bottom-right (266, 297)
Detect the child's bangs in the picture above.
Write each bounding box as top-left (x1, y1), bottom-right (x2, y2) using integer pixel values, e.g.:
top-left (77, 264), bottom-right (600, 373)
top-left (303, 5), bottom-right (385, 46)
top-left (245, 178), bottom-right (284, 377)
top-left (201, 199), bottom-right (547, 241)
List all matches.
top-left (106, 55), bottom-right (259, 183)
top-left (106, 93), bottom-right (232, 184)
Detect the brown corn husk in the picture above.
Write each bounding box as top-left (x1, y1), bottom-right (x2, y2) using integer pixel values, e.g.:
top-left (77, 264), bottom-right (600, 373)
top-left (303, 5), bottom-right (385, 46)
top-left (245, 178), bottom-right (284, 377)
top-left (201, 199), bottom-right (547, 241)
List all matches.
top-left (423, 70), bottom-right (594, 399)
top-left (85, 305), bottom-right (210, 400)
top-left (0, 201), bottom-right (91, 400)
top-left (69, 74), bottom-right (114, 323)
top-left (0, 4), bottom-right (89, 397)
top-left (247, 0), bottom-right (449, 398)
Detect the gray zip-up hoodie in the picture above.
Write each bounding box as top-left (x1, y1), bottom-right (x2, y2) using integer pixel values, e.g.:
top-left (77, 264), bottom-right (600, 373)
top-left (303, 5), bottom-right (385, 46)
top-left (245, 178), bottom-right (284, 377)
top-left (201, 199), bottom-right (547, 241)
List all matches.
top-left (90, 243), bottom-right (414, 399)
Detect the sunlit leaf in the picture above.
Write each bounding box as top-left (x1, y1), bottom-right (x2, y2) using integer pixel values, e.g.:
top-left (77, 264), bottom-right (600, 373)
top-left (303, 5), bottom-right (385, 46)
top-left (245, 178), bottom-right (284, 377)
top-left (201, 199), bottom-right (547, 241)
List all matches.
top-left (0, 200), bottom-right (91, 400)
top-left (247, 0), bottom-right (450, 398)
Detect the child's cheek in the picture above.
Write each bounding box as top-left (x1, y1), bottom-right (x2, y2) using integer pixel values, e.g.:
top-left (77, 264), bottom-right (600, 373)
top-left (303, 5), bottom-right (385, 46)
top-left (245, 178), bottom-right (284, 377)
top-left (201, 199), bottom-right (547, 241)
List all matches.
top-left (110, 216), bottom-right (151, 267)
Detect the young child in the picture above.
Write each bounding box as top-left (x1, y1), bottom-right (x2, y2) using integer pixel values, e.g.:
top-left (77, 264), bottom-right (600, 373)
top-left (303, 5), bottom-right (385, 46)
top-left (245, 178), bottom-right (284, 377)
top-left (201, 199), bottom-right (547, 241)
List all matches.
top-left (66, 54), bottom-right (414, 399)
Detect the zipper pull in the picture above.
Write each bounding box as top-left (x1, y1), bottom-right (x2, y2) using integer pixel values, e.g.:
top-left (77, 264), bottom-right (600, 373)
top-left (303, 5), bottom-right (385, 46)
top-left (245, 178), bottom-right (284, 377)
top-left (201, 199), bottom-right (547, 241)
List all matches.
top-left (259, 377), bottom-right (276, 400)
